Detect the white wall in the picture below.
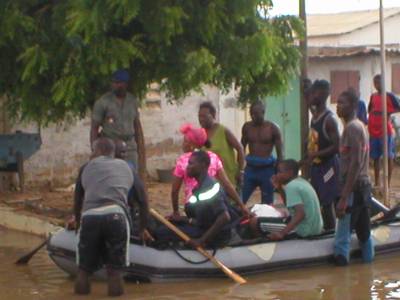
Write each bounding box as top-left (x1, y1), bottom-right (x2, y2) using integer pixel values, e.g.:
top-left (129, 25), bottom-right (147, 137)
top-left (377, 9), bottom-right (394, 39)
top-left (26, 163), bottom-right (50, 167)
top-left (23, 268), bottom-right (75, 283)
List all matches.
top-left (309, 14), bottom-right (400, 46)
top-left (7, 85), bottom-right (246, 187)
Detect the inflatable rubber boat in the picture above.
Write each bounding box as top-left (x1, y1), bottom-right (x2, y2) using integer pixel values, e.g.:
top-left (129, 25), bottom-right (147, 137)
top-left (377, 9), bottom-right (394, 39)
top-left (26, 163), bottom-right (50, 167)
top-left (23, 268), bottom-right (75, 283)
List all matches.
top-left (47, 217), bottom-right (400, 282)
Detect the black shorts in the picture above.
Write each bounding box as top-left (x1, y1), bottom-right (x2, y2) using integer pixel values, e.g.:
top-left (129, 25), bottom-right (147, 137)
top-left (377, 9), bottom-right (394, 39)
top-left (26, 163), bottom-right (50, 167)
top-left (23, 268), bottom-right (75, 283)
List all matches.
top-left (77, 212), bottom-right (129, 273)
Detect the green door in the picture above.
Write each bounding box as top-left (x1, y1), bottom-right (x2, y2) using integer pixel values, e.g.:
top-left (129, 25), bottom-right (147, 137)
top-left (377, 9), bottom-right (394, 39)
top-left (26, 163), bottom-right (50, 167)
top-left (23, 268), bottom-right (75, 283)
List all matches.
top-left (264, 78), bottom-right (301, 161)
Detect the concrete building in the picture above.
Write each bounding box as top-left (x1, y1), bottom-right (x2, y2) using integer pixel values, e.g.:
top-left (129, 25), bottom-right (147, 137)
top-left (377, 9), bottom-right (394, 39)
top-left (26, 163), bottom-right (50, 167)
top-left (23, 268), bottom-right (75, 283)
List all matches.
top-left (307, 8), bottom-right (400, 107)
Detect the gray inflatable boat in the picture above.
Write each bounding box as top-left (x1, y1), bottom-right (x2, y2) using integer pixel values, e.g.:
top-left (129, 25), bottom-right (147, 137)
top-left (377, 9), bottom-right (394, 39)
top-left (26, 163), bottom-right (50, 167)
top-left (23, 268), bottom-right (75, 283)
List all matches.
top-left (47, 218), bottom-right (400, 282)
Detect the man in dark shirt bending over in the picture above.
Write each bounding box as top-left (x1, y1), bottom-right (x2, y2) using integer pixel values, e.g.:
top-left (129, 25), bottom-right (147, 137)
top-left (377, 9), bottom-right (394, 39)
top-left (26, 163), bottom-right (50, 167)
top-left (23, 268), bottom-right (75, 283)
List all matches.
top-left (72, 137), bottom-right (148, 296)
top-left (156, 150), bottom-right (232, 248)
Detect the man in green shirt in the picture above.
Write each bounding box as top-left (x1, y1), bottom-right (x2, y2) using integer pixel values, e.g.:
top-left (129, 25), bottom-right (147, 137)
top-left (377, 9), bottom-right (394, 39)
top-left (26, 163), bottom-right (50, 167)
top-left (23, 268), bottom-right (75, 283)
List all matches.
top-left (90, 70), bottom-right (145, 171)
top-left (268, 159), bottom-right (323, 240)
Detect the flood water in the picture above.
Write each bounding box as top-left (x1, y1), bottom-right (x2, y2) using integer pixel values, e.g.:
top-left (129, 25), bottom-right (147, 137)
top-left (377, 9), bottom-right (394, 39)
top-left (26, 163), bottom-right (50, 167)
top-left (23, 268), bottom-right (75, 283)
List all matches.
top-left (1, 227), bottom-right (399, 300)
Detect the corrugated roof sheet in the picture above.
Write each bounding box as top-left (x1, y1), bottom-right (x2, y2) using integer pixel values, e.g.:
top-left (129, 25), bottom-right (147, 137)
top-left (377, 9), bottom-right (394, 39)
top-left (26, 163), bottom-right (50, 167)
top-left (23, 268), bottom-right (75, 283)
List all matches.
top-left (308, 44), bottom-right (400, 58)
top-left (308, 7), bottom-right (400, 37)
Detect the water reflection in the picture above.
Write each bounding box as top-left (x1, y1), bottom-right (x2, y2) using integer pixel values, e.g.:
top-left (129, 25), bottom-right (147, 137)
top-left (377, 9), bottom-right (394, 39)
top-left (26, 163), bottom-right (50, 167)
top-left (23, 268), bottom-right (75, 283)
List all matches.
top-left (0, 228), bottom-right (399, 300)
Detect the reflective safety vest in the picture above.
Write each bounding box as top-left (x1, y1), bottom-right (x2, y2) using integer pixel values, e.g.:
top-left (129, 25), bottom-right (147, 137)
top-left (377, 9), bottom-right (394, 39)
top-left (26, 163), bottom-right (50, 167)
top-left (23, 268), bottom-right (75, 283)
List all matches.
top-left (188, 182), bottom-right (221, 205)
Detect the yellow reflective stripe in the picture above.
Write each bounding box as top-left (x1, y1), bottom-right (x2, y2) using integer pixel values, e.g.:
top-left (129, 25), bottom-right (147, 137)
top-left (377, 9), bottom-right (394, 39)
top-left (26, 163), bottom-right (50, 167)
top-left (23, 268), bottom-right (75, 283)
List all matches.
top-left (198, 182), bottom-right (220, 201)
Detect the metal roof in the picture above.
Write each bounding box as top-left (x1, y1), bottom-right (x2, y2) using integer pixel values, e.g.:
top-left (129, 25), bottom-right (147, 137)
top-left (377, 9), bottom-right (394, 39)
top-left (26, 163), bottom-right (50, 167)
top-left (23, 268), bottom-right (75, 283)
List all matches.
top-left (308, 44), bottom-right (400, 58)
top-left (308, 7), bottom-right (400, 37)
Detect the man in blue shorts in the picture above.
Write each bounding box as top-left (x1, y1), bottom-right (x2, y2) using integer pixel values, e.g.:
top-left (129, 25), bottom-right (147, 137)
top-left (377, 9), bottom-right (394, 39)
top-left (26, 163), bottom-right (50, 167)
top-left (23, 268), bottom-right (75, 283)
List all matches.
top-left (368, 74), bottom-right (400, 187)
top-left (241, 101), bottom-right (283, 204)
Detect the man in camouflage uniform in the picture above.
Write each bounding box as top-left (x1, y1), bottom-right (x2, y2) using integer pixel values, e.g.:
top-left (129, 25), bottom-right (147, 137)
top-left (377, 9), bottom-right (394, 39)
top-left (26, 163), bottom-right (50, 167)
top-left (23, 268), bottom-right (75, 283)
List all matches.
top-left (90, 70), bottom-right (145, 170)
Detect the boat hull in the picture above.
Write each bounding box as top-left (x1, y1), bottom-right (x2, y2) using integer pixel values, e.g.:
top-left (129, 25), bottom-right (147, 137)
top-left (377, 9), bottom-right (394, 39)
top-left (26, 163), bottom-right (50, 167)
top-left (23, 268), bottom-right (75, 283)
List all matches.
top-left (47, 221), bottom-right (400, 282)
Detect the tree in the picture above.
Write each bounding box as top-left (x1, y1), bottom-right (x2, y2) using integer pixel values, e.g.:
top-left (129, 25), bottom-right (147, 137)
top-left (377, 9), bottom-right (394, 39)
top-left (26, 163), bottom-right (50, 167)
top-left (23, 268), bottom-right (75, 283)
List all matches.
top-left (0, 0), bottom-right (303, 125)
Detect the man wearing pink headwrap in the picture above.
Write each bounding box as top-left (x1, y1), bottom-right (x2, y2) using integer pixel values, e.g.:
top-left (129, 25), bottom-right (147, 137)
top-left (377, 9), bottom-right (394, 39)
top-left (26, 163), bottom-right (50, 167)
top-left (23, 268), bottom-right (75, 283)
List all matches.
top-left (170, 123), bottom-right (249, 221)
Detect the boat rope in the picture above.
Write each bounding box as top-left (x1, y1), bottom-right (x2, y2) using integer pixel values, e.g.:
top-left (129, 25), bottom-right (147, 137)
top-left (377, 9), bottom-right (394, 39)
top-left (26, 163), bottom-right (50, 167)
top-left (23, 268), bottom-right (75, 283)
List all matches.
top-left (170, 245), bottom-right (217, 265)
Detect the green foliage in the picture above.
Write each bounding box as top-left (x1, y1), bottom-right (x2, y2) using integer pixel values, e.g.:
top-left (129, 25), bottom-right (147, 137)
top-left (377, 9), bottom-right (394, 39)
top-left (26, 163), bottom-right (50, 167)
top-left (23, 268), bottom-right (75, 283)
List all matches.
top-left (0, 0), bottom-right (303, 125)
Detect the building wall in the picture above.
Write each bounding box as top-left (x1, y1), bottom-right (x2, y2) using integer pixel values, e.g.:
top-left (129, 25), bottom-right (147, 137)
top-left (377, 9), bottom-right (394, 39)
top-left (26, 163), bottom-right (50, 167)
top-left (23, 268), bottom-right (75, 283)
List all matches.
top-left (308, 14), bottom-right (400, 46)
top-left (309, 54), bottom-right (400, 109)
top-left (8, 86), bottom-right (246, 187)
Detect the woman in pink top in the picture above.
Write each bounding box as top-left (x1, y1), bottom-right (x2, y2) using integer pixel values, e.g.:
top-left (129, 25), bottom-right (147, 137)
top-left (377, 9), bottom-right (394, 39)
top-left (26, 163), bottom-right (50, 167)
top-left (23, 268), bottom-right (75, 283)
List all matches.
top-left (171, 124), bottom-right (249, 219)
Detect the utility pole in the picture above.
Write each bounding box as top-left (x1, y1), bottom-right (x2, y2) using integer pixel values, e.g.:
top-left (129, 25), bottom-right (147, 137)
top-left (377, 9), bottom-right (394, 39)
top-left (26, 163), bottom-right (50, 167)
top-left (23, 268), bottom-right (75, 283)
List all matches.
top-left (379, 0), bottom-right (390, 207)
top-left (299, 0), bottom-right (309, 162)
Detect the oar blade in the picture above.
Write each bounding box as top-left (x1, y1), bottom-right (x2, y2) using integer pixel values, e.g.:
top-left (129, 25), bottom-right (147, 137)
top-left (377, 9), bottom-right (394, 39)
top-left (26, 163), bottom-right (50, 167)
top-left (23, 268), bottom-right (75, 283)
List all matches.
top-left (15, 239), bottom-right (48, 265)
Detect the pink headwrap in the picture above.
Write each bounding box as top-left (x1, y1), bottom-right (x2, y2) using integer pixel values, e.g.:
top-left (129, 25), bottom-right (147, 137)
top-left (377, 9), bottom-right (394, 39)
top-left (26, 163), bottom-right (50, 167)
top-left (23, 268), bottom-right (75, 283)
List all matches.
top-left (180, 123), bottom-right (208, 147)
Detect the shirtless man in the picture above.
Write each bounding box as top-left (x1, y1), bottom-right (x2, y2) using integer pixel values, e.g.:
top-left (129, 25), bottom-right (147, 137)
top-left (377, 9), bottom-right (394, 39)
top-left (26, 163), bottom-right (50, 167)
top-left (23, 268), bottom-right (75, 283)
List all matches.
top-left (241, 101), bottom-right (283, 204)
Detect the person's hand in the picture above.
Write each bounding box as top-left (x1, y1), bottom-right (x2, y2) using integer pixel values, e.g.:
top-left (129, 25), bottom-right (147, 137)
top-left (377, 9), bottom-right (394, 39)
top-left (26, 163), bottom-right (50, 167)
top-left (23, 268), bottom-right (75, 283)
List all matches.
top-left (239, 203), bottom-right (251, 218)
top-left (168, 211), bottom-right (182, 222)
top-left (336, 198), bottom-right (348, 219)
top-left (271, 175), bottom-right (281, 190)
top-left (268, 231), bottom-right (285, 241)
top-left (140, 229), bottom-right (155, 244)
top-left (187, 238), bottom-right (205, 249)
top-left (65, 216), bottom-right (77, 231)
top-left (306, 152), bottom-right (317, 165)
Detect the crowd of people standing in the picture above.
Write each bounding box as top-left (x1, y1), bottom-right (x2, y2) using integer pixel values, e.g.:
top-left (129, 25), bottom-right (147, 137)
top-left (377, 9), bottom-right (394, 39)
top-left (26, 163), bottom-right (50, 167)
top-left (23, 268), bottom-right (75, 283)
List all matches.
top-left (68, 69), bottom-right (399, 296)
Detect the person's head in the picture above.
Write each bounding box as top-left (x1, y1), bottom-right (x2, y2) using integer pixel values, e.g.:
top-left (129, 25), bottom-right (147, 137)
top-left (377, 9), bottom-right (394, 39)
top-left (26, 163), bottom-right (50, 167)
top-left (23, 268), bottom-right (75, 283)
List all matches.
top-left (250, 100), bottom-right (265, 125)
top-left (92, 137), bottom-right (115, 158)
top-left (337, 90), bottom-right (358, 120)
top-left (373, 74), bottom-right (382, 92)
top-left (347, 87), bottom-right (360, 98)
top-left (111, 69), bottom-right (130, 97)
top-left (186, 150), bottom-right (210, 178)
top-left (180, 123), bottom-right (210, 152)
top-left (114, 139), bottom-right (127, 160)
top-left (276, 159), bottom-right (299, 184)
top-left (198, 101), bottom-right (216, 129)
top-left (310, 79), bottom-right (330, 107)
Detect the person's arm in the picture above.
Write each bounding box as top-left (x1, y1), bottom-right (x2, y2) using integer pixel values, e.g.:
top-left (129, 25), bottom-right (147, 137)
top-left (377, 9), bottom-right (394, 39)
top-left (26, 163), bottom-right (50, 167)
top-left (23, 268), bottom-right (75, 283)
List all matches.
top-left (368, 95), bottom-right (373, 113)
top-left (128, 171), bottom-right (149, 230)
top-left (225, 127), bottom-right (245, 171)
top-left (134, 116), bottom-right (147, 180)
top-left (73, 165), bottom-right (86, 229)
top-left (272, 123), bottom-right (283, 161)
top-left (310, 116), bottom-right (339, 160)
top-left (90, 122), bottom-right (101, 148)
top-left (269, 204), bottom-right (305, 240)
top-left (216, 168), bottom-right (249, 216)
top-left (171, 176), bottom-right (183, 216)
top-left (191, 211), bottom-right (231, 247)
top-left (90, 99), bottom-right (104, 148)
top-left (241, 123), bottom-right (249, 151)
top-left (388, 92), bottom-right (400, 114)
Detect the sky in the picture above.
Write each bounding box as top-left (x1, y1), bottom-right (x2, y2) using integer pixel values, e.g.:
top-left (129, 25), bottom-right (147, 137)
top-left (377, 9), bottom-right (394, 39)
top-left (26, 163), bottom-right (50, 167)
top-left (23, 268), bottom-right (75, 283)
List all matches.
top-left (269, 0), bottom-right (400, 15)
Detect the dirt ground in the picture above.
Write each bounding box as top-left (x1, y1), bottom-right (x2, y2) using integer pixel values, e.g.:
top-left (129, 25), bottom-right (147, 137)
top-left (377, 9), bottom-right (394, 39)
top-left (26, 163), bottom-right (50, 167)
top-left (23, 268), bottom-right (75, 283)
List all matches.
top-left (1, 165), bottom-right (400, 226)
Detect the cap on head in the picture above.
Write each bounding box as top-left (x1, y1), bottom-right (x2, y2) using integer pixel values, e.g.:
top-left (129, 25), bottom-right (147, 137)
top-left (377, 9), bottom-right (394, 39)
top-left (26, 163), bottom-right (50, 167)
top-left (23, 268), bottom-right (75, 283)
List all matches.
top-left (112, 69), bottom-right (130, 83)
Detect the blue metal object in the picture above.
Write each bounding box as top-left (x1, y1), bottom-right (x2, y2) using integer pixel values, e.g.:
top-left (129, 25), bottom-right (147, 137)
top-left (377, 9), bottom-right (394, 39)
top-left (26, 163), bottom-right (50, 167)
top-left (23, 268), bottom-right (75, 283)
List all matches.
top-left (0, 131), bottom-right (42, 171)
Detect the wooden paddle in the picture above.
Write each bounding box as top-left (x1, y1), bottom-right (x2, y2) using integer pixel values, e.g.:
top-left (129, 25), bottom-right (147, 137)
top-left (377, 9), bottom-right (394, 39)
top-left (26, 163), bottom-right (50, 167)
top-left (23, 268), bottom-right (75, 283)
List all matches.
top-left (149, 208), bottom-right (246, 284)
top-left (15, 236), bottom-right (50, 265)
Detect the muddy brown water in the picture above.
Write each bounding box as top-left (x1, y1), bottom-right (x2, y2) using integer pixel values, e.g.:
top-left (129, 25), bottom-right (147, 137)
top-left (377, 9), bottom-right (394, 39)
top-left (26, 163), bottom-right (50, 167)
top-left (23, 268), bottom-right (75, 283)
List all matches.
top-left (1, 228), bottom-right (399, 300)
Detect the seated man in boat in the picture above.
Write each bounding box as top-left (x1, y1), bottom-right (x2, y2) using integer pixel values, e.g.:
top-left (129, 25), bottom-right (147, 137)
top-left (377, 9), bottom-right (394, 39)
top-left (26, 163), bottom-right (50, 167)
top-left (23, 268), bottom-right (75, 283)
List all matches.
top-left (155, 150), bottom-right (233, 248)
top-left (247, 159), bottom-right (323, 240)
top-left (71, 137), bottom-right (146, 296)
